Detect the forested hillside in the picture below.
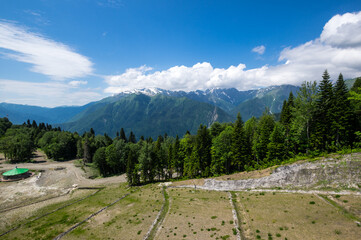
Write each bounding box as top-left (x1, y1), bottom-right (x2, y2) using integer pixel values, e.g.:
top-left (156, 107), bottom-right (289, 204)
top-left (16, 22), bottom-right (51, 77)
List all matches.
top-left (1, 71), bottom-right (361, 187)
top-left (62, 94), bottom-right (233, 138)
top-left (1, 84), bottom-right (299, 138)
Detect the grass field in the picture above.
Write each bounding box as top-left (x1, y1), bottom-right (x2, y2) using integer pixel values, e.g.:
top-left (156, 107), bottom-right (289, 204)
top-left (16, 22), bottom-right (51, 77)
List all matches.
top-left (156, 188), bottom-right (237, 240)
top-left (63, 184), bottom-right (163, 240)
top-left (238, 191), bottom-right (361, 240)
top-left (2, 185), bottom-right (361, 240)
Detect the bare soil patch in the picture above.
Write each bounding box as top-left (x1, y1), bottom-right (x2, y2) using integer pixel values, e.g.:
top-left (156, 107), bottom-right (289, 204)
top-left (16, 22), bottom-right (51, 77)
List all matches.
top-left (63, 184), bottom-right (163, 240)
top-left (156, 188), bottom-right (237, 240)
top-left (0, 189), bottom-right (91, 233)
top-left (238, 191), bottom-right (361, 240)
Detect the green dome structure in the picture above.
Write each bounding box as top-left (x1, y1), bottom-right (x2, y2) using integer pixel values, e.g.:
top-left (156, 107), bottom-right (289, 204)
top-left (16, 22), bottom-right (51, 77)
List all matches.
top-left (2, 167), bottom-right (30, 181)
top-left (2, 167), bottom-right (29, 176)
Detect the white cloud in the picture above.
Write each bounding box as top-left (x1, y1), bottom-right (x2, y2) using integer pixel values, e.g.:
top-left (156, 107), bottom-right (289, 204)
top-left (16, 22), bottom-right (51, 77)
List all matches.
top-left (320, 12), bottom-right (361, 48)
top-left (105, 11), bottom-right (361, 94)
top-left (0, 20), bottom-right (93, 80)
top-left (252, 45), bottom-right (266, 55)
top-left (69, 80), bottom-right (88, 87)
top-left (0, 79), bottom-right (101, 107)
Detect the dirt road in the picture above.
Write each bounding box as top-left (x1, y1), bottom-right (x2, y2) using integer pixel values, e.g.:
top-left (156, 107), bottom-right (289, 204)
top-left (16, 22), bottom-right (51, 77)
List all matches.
top-left (0, 151), bottom-right (126, 211)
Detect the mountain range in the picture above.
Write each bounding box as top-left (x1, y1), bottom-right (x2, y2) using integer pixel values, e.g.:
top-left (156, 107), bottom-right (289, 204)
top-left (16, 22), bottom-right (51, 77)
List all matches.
top-left (0, 84), bottom-right (303, 138)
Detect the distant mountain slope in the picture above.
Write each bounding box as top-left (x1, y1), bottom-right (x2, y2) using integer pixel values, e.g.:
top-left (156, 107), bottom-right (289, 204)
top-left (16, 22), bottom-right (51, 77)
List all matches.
top-left (231, 85), bottom-right (300, 119)
top-left (0, 102), bottom-right (94, 124)
top-left (0, 84), bottom-right (302, 137)
top-left (62, 94), bottom-right (233, 138)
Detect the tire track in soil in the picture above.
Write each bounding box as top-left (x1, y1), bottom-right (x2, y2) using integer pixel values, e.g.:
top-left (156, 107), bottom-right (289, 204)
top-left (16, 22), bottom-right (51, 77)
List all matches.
top-left (228, 192), bottom-right (242, 240)
top-left (144, 187), bottom-right (169, 240)
top-left (53, 193), bottom-right (129, 240)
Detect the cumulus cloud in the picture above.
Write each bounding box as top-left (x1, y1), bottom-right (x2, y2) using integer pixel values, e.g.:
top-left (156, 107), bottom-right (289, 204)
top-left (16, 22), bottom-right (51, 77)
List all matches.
top-left (0, 20), bottom-right (93, 80)
top-left (320, 12), bottom-right (361, 48)
top-left (105, 11), bottom-right (361, 94)
top-left (0, 79), bottom-right (101, 107)
top-left (252, 45), bottom-right (266, 55)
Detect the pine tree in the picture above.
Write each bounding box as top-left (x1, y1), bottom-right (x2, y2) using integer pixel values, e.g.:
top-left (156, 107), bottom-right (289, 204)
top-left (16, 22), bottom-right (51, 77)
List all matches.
top-left (333, 73), bottom-right (353, 146)
top-left (83, 137), bottom-right (92, 163)
top-left (90, 128), bottom-right (95, 136)
top-left (311, 70), bottom-right (334, 150)
top-left (126, 149), bottom-right (139, 186)
top-left (280, 100), bottom-right (288, 125)
top-left (154, 136), bottom-right (166, 180)
top-left (128, 131), bottom-right (136, 143)
top-left (253, 112), bottom-right (275, 165)
top-left (172, 135), bottom-right (182, 177)
top-left (167, 144), bottom-right (173, 179)
top-left (32, 120), bottom-right (38, 128)
top-left (267, 123), bottom-right (286, 163)
top-left (120, 128), bottom-right (127, 142)
top-left (211, 126), bottom-right (233, 174)
top-left (280, 92), bottom-right (294, 132)
top-left (244, 117), bottom-right (258, 164)
top-left (231, 113), bottom-right (248, 171)
top-left (350, 77), bottom-right (361, 93)
top-left (194, 124), bottom-right (212, 177)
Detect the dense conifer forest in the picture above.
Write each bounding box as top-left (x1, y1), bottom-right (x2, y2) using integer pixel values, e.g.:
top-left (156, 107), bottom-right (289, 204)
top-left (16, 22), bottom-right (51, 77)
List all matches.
top-left (1, 71), bottom-right (361, 186)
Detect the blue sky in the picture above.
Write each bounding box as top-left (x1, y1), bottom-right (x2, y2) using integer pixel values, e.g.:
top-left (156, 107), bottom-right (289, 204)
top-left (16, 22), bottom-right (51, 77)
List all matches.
top-left (1, 0), bottom-right (361, 107)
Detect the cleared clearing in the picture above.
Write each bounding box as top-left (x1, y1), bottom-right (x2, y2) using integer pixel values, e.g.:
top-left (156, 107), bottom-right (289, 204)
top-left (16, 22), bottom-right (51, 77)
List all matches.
top-left (238, 191), bottom-right (361, 240)
top-left (63, 184), bottom-right (163, 240)
top-left (2, 184), bottom-right (129, 240)
top-left (0, 189), bottom-right (92, 234)
top-left (156, 188), bottom-right (237, 240)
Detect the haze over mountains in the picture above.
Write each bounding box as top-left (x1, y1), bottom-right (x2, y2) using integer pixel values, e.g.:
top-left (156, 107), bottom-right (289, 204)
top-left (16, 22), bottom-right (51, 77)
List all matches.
top-left (0, 84), bottom-right (301, 138)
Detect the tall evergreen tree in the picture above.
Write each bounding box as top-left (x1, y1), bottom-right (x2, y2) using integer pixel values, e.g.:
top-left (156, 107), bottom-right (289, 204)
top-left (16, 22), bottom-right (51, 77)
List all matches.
top-left (231, 113), bottom-right (248, 171)
top-left (120, 128), bottom-right (127, 142)
top-left (211, 126), bottom-right (233, 174)
top-left (128, 131), bottom-right (136, 143)
top-left (167, 144), bottom-right (174, 179)
top-left (332, 73), bottom-right (353, 146)
top-left (172, 135), bottom-right (182, 177)
top-left (244, 117), bottom-right (258, 162)
top-left (280, 100), bottom-right (288, 124)
top-left (194, 124), bottom-right (212, 177)
top-left (138, 142), bottom-right (156, 182)
top-left (311, 70), bottom-right (334, 150)
top-left (126, 149), bottom-right (139, 186)
top-left (267, 123), bottom-right (286, 163)
top-left (253, 112), bottom-right (275, 164)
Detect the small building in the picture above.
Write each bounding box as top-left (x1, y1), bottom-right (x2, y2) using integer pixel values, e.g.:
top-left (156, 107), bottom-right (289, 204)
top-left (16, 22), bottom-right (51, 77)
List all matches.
top-left (2, 167), bottom-right (30, 181)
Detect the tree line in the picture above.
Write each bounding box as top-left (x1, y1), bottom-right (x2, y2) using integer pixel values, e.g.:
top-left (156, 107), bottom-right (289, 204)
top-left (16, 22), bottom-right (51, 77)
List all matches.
top-left (1, 71), bottom-right (361, 186)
